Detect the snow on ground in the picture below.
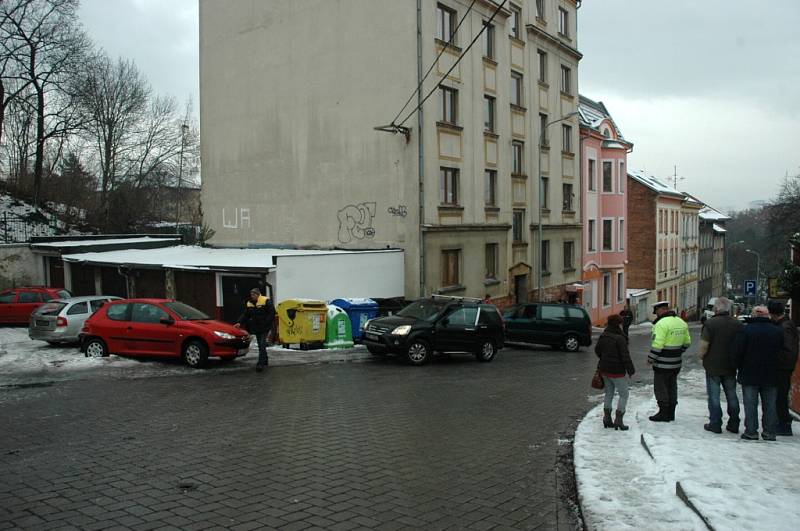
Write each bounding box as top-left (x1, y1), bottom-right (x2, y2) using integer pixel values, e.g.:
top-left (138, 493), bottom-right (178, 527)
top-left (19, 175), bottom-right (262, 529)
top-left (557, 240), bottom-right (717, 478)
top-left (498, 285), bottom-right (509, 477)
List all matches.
top-left (575, 369), bottom-right (800, 531)
top-left (0, 327), bottom-right (370, 387)
top-left (0, 193), bottom-right (87, 242)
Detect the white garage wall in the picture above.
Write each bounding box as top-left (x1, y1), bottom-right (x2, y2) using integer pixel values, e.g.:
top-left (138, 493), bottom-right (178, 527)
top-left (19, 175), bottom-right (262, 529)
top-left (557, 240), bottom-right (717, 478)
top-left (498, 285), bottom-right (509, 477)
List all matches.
top-left (275, 251), bottom-right (404, 302)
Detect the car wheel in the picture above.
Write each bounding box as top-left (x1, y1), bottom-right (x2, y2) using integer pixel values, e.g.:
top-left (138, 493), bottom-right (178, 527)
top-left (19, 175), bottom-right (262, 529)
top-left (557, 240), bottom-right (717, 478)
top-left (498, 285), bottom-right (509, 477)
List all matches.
top-left (182, 340), bottom-right (209, 369)
top-left (367, 345), bottom-right (386, 356)
top-left (563, 334), bottom-right (580, 352)
top-left (406, 339), bottom-right (431, 366)
top-left (84, 338), bottom-right (108, 358)
top-left (475, 340), bottom-right (497, 362)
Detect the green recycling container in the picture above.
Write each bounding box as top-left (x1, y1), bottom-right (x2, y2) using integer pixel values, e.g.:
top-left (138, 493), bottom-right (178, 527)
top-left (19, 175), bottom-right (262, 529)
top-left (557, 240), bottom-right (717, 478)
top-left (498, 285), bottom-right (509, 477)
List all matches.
top-left (324, 305), bottom-right (354, 349)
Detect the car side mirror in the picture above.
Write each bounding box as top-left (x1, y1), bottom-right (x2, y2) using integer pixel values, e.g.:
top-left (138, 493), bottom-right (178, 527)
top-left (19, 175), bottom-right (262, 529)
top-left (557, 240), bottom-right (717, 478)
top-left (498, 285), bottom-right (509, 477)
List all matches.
top-left (160, 317), bottom-right (175, 325)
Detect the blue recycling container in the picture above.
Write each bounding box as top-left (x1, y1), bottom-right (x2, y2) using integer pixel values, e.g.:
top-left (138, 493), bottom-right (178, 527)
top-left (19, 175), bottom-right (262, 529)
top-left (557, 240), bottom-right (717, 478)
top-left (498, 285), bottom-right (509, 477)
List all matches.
top-left (330, 298), bottom-right (378, 340)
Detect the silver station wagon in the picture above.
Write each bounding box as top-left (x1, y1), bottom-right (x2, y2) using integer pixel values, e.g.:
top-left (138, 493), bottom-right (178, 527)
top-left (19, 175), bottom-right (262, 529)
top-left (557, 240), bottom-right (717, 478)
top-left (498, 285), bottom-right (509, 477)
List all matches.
top-left (29, 296), bottom-right (121, 344)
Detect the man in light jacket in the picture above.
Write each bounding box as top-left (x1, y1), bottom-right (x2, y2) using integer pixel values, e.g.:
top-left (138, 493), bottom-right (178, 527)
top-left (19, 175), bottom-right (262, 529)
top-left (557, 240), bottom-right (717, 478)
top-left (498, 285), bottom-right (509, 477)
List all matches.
top-left (648, 301), bottom-right (692, 422)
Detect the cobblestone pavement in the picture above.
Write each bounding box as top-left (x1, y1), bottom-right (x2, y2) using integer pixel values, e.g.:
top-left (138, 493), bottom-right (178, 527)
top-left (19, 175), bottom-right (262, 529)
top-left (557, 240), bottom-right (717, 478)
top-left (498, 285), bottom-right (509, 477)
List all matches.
top-left (0, 328), bottom-right (701, 530)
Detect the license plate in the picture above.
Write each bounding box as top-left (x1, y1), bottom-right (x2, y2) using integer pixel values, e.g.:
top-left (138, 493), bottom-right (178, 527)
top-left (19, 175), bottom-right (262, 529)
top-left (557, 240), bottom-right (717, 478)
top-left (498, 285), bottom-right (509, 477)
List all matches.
top-left (36, 320), bottom-right (50, 327)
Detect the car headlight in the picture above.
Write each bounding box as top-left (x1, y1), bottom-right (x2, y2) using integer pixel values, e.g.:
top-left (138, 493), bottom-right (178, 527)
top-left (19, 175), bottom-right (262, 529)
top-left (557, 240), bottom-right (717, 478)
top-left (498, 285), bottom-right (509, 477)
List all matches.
top-left (391, 325), bottom-right (411, 336)
top-left (214, 331), bottom-right (236, 340)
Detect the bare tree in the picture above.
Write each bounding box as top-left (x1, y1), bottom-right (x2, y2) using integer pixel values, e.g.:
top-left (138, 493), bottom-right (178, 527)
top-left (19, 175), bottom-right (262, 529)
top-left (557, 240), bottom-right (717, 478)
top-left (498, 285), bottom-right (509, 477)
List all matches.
top-left (74, 52), bottom-right (149, 225)
top-left (2, 0), bottom-right (88, 205)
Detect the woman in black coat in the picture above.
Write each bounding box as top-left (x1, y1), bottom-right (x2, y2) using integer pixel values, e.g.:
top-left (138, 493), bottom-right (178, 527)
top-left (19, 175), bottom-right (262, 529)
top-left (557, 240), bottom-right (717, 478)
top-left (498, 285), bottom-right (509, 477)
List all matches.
top-left (595, 314), bottom-right (636, 430)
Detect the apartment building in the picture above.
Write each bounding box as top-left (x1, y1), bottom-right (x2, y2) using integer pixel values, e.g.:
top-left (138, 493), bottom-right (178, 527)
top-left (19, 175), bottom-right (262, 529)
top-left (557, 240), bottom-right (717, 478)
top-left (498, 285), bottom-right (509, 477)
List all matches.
top-left (680, 196), bottom-right (702, 318)
top-left (578, 96), bottom-right (632, 325)
top-left (698, 205), bottom-right (729, 310)
top-left (199, 0), bottom-right (581, 302)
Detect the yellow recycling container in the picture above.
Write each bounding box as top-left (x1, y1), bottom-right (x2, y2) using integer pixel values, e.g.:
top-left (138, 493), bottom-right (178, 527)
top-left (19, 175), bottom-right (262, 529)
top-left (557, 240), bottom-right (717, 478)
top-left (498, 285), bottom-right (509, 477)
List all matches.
top-left (276, 299), bottom-right (328, 349)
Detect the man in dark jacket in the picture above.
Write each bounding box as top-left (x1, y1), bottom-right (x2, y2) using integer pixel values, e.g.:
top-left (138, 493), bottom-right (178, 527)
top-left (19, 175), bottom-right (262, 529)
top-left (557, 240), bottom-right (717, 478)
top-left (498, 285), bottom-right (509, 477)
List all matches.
top-left (768, 301), bottom-right (798, 436)
top-left (733, 306), bottom-right (783, 440)
top-left (235, 288), bottom-right (276, 372)
top-left (699, 297), bottom-right (743, 434)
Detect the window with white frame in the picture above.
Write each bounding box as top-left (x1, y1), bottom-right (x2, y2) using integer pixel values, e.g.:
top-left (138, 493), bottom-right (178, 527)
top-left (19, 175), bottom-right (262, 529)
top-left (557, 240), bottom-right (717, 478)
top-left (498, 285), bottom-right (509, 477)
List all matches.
top-left (603, 273), bottom-right (611, 306)
top-left (562, 124), bottom-right (572, 153)
top-left (558, 7), bottom-right (569, 37)
top-left (537, 49), bottom-right (547, 83)
top-left (619, 161), bottom-right (625, 192)
top-left (483, 21), bottom-right (495, 59)
top-left (563, 241), bottom-right (574, 270)
top-left (560, 65), bottom-right (571, 94)
top-left (485, 170), bottom-right (497, 206)
top-left (536, 0), bottom-right (544, 19)
top-left (440, 167), bottom-right (459, 205)
top-left (602, 161), bottom-right (613, 192)
top-left (617, 272), bottom-right (624, 302)
top-left (509, 4), bottom-right (521, 39)
top-left (484, 95), bottom-right (495, 132)
top-left (439, 86), bottom-right (457, 124)
top-left (588, 159), bottom-right (596, 191)
top-left (511, 71), bottom-right (523, 106)
top-left (436, 3), bottom-right (457, 42)
top-left (588, 219), bottom-right (596, 252)
top-left (619, 219), bottom-right (625, 250)
top-left (512, 140), bottom-right (524, 174)
top-left (602, 219), bottom-right (613, 251)
top-left (485, 243), bottom-right (498, 279)
top-left (513, 209), bottom-right (525, 242)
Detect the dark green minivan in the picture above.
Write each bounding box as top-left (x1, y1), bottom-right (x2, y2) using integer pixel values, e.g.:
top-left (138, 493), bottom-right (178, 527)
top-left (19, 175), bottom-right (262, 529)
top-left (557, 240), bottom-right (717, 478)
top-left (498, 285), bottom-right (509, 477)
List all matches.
top-left (503, 303), bottom-right (592, 352)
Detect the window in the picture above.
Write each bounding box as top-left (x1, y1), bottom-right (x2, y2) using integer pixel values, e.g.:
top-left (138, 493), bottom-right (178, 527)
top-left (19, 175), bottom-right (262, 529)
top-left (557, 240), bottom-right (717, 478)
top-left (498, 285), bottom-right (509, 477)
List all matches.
top-left (588, 220), bottom-right (596, 251)
top-left (440, 167), bottom-right (459, 205)
top-left (484, 95), bottom-right (495, 132)
top-left (440, 86), bottom-right (457, 124)
top-left (567, 307), bottom-right (585, 319)
top-left (619, 161), bottom-right (625, 192)
top-left (510, 71), bottom-right (523, 106)
top-left (562, 124), bottom-right (572, 153)
top-left (602, 161), bottom-right (613, 192)
top-left (131, 303), bottom-right (170, 324)
top-left (0, 291), bottom-right (16, 303)
top-left (509, 4), bottom-right (521, 39)
top-left (447, 307), bottom-right (478, 326)
top-left (617, 272), bottom-right (624, 302)
top-left (67, 302), bottom-right (88, 315)
top-left (512, 141), bottom-right (524, 174)
top-left (513, 209), bottom-right (525, 242)
top-left (588, 159), bottom-right (596, 191)
top-left (541, 240), bottom-right (550, 272)
top-left (540, 176), bottom-right (549, 209)
top-left (602, 219), bottom-right (613, 251)
top-left (90, 299), bottom-right (108, 312)
top-left (541, 305), bottom-right (566, 320)
top-left (562, 183), bottom-right (573, 211)
top-left (107, 303), bottom-right (130, 321)
top-left (483, 21), bottom-right (495, 59)
top-left (536, 0), bottom-right (545, 19)
top-left (539, 113), bottom-right (548, 146)
top-left (485, 243), bottom-right (498, 279)
top-left (603, 273), bottom-right (611, 306)
top-left (563, 241), bottom-right (574, 270)
top-left (537, 50), bottom-right (547, 83)
top-left (560, 65), bottom-right (571, 94)
top-left (436, 3), bottom-right (456, 42)
top-left (485, 170), bottom-right (497, 205)
top-left (558, 7), bottom-right (569, 37)
top-left (619, 219), bottom-right (625, 250)
top-left (19, 291), bottom-right (42, 303)
top-left (441, 249), bottom-right (461, 287)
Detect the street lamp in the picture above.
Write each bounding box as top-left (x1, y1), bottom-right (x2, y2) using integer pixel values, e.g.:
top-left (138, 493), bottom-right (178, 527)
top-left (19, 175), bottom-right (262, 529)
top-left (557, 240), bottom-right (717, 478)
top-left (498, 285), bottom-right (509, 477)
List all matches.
top-left (745, 248), bottom-right (761, 304)
top-left (175, 123), bottom-right (190, 234)
top-left (538, 110), bottom-right (580, 301)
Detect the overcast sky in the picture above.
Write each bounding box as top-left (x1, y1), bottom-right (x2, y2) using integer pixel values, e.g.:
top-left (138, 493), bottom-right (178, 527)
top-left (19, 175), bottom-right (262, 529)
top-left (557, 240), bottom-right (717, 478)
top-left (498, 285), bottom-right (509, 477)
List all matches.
top-left (78, 0), bottom-right (800, 212)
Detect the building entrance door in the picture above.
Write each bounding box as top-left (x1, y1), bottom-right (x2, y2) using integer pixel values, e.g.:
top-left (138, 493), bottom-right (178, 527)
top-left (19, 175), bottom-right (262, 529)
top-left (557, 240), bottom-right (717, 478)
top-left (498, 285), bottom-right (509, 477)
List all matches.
top-left (514, 275), bottom-right (528, 303)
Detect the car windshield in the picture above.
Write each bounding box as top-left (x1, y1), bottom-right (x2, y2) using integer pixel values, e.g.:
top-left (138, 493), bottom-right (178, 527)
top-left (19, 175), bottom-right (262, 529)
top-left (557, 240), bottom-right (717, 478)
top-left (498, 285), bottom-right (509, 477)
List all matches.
top-left (35, 302), bottom-right (66, 316)
top-left (163, 301), bottom-right (210, 320)
top-left (397, 299), bottom-right (446, 321)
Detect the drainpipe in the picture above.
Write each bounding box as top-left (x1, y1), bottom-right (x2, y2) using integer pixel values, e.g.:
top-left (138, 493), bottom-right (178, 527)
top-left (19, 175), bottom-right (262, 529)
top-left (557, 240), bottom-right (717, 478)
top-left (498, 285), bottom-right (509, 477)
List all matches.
top-left (416, 0), bottom-right (426, 298)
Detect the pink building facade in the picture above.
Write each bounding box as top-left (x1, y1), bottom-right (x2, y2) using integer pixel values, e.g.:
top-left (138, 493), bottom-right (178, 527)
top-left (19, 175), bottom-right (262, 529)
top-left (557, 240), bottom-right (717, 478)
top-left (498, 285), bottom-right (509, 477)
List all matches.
top-left (578, 96), bottom-right (633, 326)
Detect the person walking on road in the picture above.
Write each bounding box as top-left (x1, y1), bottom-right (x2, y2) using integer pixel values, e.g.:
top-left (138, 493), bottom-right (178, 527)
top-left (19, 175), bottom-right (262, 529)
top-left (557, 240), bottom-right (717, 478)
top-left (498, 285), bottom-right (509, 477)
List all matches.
top-left (619, 304), bottom-right (634, 340)
top-left (699, 297), bottom-right (743, 434)
top-left (648, 301), bottom-right (692, 422)
top-left (768, 301), bottom-right (798, 436)
top-left (595, 314), bottom-right (636, 430)
top-left (733, 305), bottom-right (782, 441)
top-left (235, 288), bottom-right (276, 372)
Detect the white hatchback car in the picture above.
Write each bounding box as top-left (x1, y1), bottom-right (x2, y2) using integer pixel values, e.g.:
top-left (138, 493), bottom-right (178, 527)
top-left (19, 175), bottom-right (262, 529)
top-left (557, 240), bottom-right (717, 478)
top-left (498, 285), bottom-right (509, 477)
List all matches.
top-left (29, 296), bottom-right (121, 345)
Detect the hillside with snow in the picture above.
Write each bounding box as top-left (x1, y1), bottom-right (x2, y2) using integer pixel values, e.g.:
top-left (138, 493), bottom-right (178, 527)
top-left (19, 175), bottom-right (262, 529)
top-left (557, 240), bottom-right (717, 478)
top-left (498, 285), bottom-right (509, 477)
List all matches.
top-left (0, 193), bottom-right (91, 243)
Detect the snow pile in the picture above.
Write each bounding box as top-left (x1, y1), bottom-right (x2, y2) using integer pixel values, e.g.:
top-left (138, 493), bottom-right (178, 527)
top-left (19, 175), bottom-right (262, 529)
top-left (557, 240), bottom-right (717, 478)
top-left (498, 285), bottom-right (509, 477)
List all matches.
top-left (575, 370), bottom-right (800, 530)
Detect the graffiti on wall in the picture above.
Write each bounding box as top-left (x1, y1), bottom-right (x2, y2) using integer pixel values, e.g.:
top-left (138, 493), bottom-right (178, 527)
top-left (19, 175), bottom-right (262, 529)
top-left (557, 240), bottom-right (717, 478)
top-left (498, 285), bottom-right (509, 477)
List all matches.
top-left (387, 205), bottom-right (408, 217)
top-left (222, 208), bottom-right (251, 230)
top-left (337, 202), bottom-right (376, 243)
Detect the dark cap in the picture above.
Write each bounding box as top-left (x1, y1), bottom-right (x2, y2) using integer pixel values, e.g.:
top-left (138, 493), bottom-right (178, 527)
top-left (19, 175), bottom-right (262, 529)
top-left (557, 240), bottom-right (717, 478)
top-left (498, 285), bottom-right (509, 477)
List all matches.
top-left (767, 301), bottom-right (784, 315)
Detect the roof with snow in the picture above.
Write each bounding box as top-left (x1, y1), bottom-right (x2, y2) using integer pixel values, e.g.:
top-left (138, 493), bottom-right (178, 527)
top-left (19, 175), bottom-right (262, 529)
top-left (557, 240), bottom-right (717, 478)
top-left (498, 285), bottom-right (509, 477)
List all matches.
top-left (699, 205), bottom-right (731, 222)
top-left (578, 95), bottom-right (629, 144)
top-left (627, 170), bottom-right (685, 198)
top-left (61, 245), bottom-right (395, 271)
top-left (32, 237), bottom-right (180, 249)
top-left (713, 224), bottom-right (727, 233)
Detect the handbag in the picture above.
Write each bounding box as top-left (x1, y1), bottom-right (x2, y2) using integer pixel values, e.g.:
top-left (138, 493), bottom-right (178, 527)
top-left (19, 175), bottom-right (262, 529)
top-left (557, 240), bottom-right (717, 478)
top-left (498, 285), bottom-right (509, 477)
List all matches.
top-left (591, 369), bottom-right (605, 390)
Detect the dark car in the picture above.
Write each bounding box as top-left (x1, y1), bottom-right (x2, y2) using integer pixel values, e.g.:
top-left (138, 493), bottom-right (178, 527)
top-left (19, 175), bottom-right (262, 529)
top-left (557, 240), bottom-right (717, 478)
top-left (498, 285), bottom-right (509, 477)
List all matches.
top-left (503, 303), bottom-right (592, 352)
top-left (361, 296), bottom-right (505, 365)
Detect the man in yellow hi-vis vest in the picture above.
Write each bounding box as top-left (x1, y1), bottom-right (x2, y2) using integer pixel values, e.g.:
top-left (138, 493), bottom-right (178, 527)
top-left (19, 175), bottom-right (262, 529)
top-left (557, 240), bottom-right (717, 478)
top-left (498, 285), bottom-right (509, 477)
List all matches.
top-left (648, 301), bottom-right (691, 422)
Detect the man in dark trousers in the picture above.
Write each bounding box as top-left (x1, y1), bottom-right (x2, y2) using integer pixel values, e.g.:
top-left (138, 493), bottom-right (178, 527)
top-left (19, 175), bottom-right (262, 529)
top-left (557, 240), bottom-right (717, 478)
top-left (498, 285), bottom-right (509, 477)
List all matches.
top-left (235, 288), bottom-right (276, 372)
top-left (699, 297), bottom-right (743, 433)
top-left (648, 301), bottom-right (691, 422)
top-left (734, 305), bottom-right (782, 440)
top-left (768, 301), bottom-right (798, 436)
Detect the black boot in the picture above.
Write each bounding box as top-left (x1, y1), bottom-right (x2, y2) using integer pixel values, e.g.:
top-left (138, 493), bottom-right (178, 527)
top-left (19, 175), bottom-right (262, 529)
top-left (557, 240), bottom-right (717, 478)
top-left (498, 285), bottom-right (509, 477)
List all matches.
top-left (614, 410), bottom-right (629, 431)
top-left (603, 408), bottom-right (614, 428)
top-left (649, 402), bottom-right (670, 422)
top-left (667, 403), bottom-right (676, 422)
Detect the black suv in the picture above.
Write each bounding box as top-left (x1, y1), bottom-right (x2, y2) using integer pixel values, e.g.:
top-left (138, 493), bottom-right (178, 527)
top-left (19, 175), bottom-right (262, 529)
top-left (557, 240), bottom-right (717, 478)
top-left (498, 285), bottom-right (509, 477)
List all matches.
top-left (503, 302), bottom-right (592, 352)
top-left (361, 296), bottom-right (505, 365)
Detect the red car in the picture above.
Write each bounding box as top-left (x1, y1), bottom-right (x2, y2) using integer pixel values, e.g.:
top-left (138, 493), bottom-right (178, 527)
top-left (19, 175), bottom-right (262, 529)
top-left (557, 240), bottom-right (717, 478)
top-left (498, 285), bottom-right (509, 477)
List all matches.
top-left (80, 299), bottom-right (251, 368)
top-left (0, 287), bottom-right (72, 324)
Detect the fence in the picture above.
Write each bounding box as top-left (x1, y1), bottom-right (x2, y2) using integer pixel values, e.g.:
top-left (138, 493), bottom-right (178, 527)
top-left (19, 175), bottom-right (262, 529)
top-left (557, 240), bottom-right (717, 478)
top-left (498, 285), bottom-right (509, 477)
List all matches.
top-left (0, 212), bottom-right (61, 243)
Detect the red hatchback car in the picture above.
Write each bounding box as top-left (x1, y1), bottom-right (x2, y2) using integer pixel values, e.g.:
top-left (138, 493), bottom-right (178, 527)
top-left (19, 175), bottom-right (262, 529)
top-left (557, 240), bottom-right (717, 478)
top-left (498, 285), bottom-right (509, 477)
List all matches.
top-left (80, 299), bottom-right (251, 368)
top-left (0, 287), bottom-right (72, 324)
